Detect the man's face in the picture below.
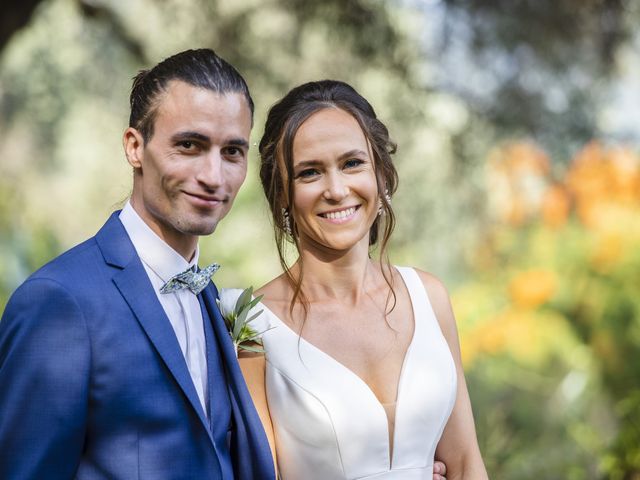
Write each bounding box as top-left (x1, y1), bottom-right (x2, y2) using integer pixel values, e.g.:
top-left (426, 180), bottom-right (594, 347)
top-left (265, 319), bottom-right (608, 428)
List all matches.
top-left (125, 80), bottom-right (252, 257)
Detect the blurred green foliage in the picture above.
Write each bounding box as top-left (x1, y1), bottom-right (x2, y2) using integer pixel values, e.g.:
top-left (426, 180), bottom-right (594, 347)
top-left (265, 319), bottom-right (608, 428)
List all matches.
top-left (0, 0), bottom-right (639, 478)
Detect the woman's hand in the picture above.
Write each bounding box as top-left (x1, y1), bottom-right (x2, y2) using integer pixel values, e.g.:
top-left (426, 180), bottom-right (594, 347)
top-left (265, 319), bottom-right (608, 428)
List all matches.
top-left (433, 460), bottom-right (447, 480)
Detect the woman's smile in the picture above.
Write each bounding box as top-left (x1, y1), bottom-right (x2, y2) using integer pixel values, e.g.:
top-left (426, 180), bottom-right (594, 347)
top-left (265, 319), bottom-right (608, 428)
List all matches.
top-left (317, 205), bottom-right (361, 223)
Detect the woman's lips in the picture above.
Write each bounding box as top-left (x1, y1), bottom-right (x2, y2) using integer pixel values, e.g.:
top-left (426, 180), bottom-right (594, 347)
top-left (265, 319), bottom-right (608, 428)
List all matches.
top-left (318, 205), bottom-right (360, 223)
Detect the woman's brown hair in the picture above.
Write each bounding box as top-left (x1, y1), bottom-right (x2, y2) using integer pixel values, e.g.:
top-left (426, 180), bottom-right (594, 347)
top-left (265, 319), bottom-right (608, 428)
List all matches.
top-left (259, 80), bottom-right (399, 322)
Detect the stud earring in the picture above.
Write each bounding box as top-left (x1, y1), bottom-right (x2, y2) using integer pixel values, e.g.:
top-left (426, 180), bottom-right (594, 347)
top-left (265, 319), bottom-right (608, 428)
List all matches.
top-left (282, 208), bottom-right (292, 236)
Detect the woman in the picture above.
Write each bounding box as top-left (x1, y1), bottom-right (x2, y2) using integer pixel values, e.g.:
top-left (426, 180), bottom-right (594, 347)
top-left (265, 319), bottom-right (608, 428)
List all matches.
top-left (234, 80), bottom-right (488, 479)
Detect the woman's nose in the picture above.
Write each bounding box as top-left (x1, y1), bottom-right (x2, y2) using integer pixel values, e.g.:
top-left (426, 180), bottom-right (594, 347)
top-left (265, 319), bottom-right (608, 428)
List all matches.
top-left (322, 173), bottom-right (349, 201)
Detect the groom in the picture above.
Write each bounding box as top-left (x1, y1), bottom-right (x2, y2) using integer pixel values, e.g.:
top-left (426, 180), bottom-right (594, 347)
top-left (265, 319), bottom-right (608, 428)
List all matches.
top-left (0, 49), bottom-right (274, 479)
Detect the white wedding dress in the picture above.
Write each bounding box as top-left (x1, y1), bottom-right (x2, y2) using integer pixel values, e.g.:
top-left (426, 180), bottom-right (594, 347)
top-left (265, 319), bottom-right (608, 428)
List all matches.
top-left (238, 267), bottom-right (457, 479)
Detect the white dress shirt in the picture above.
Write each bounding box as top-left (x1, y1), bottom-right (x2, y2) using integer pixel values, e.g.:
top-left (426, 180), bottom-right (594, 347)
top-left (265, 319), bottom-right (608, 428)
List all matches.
top-left (119, 202), bottom-right (209, 417)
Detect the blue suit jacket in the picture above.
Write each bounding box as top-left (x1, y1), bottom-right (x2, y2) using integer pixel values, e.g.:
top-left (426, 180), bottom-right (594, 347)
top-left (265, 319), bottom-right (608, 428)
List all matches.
top-left (0, 212), bottom-right (275, 479)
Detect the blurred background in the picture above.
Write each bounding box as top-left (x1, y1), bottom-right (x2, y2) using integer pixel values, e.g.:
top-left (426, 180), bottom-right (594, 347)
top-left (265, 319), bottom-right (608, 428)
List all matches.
top-left (0, 0), bottom-right (639, 477)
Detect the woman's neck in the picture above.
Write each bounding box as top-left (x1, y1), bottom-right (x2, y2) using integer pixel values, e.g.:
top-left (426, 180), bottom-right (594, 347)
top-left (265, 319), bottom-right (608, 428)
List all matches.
top-left (295, 241), bottom-right (382, 305)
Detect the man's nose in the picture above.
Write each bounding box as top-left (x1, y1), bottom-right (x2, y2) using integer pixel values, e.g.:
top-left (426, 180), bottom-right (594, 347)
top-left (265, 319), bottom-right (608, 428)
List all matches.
top-left (196, 150), bottom-right (224, 189)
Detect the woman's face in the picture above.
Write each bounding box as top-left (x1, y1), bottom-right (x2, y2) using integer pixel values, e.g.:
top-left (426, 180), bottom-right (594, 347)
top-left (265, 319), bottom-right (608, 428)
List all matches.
top-left (288, 107), bottom-right (379, 255)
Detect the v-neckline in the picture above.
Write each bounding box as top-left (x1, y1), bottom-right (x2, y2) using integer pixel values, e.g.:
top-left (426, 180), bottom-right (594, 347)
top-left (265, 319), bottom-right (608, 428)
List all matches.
top-left (259, 267), bottom-right (418, 467)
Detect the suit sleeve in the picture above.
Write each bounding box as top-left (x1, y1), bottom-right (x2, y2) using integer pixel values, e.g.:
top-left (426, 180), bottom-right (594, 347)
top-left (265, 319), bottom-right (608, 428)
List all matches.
top-left (0, 277), bottom-right (90, 479)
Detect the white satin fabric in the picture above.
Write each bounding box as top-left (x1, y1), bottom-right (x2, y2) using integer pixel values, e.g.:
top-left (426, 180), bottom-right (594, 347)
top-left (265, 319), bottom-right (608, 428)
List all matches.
top-left (251, 267), bottom-right (457, 479)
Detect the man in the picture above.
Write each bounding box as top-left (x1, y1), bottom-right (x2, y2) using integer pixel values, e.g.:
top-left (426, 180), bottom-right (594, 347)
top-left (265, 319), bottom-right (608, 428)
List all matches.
top-left (0, 49), bottom-right (274, 479)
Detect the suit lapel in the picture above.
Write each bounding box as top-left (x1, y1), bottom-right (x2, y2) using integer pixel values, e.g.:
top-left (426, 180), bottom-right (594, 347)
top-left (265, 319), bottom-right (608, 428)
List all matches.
top-left (200, 285), bottom-right (238, 370)
top-left (96, 213), bottom-right (213, 444)
top-left (201, 284), bottom-right (276, 480)
top-left (199, 294), bottom-right (225, 431)
top-left (95, 213), bottom-right (273, 478)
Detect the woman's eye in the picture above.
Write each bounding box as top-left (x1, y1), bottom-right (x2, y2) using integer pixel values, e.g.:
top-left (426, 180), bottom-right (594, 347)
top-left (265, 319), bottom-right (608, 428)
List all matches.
top-left (344, 158), bottom-right (364, 169)
top-left (296, 169), bottom-right (319, 179)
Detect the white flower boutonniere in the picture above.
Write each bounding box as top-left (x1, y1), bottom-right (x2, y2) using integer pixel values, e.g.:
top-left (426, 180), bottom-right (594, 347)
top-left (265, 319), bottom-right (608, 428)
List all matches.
top-left (217, 287), bottom-right (269, 356)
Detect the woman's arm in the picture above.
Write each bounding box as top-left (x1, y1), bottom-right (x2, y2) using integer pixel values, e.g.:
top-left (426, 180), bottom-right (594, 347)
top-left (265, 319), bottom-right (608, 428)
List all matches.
top-left (417, 270), bottom-right (489, 480)
top-left (238, 350), bottom-right (278, 475)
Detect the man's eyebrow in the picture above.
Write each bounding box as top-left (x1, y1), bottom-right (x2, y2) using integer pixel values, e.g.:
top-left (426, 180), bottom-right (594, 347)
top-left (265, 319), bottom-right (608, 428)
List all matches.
top-left (170, 131), bottom-right (211, 143)
top-left (227, 138), bottom-right (250, 148)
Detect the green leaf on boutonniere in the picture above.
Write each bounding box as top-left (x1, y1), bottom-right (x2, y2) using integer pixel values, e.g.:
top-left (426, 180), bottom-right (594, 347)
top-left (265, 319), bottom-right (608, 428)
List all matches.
top-left (217, 286), bottom-right (273, 355)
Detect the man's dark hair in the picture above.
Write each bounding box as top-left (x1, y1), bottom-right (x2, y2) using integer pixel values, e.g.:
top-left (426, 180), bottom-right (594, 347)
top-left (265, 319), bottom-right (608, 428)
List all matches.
top-left (129, 48), bottom-right (254, 142)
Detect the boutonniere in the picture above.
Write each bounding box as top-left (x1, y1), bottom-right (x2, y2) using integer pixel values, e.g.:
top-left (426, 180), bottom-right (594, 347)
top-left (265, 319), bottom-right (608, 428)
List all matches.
top-left (217, 287), bottom-right (269, 356)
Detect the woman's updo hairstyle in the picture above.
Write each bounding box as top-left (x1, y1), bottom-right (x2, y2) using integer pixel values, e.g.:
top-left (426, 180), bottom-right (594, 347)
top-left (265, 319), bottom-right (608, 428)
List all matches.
top-left (259, 80), bottom-right (399, 313)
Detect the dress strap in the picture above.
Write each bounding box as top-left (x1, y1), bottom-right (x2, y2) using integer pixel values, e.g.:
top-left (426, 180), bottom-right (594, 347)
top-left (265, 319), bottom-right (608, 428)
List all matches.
top-left (394, 266), bottom-right (440, 334)
top-left (395, 266), bottom-right (426, 310)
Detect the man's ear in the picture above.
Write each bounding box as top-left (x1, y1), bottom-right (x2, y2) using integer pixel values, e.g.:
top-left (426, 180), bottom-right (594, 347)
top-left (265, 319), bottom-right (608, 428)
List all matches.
top-left (123, 127), bottom-right (145, 169)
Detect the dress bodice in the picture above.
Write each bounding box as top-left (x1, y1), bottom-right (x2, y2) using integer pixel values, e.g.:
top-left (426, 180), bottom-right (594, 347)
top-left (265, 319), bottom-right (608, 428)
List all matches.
top-left (248, 267), bottom-right (457, 479)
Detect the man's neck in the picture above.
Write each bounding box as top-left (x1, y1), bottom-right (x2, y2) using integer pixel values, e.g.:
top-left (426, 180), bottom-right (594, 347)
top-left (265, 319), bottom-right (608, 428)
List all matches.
top-left (127, 200), bottom-right (198, 262)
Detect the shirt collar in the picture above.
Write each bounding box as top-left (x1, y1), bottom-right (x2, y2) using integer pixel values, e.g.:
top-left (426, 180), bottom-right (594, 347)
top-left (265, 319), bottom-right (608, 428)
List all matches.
top-left (119, 201), bottom-right (199, 283)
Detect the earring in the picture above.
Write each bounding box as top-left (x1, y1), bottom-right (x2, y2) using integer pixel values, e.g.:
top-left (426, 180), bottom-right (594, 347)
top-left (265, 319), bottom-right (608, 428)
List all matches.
top-left (282, 208), bottom-right (292, 236)
top-left (378, 189), bottom-right (391, 216)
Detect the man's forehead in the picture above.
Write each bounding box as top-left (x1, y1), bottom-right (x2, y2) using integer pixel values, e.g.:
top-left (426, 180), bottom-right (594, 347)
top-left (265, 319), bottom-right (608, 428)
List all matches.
top-left (158, 80), bottom-right (249, 111)
top-left (151, 81), bottom-right (252, 138)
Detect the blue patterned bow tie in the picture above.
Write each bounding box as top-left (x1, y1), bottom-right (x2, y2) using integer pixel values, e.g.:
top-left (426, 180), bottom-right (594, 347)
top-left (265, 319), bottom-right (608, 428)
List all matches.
top-left (160, 263), bottom-right (220, 295)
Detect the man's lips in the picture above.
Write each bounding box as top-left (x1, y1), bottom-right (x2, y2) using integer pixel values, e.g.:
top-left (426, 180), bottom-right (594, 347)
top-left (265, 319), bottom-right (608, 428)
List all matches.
top-left (184, 191), bottom-right (226, 206)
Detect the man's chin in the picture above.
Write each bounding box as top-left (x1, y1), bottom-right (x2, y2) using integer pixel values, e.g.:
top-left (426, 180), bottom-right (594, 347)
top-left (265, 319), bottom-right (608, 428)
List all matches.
top-left (176, 217), bottom-right (220, 237)
top-left (186, 223), bottom-right (218, 237)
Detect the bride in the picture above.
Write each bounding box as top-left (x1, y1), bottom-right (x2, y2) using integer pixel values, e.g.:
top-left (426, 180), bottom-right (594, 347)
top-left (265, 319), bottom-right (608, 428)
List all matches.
top-left (233, 80), bottom-right (488, 479)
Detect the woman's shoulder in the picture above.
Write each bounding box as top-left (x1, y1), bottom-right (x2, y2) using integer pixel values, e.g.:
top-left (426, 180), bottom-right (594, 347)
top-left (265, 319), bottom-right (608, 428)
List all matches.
top-left (255, 274), bottom-right (294, 315)
top-left (408, 267), bottom-right (450, 300)
top-left (255, 274), bottom-right (289, 300)
top-left (218, 273), bottom-right (288, 311)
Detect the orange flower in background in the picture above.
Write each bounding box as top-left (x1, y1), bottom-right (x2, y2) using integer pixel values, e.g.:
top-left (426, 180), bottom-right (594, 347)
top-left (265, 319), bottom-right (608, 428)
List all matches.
top-left (509, 269), bottom-right (557, 309)
top-left (486, 141), bottom-right (551, 226)
top-left (566, 142), bottom-right (610, 224)
top-left (460, 307), bottom-right (572, 366)
top-left (485, 140), bottom-right (638, 229)
top-left (501, 142), bottom-right (551, 175)
top-left (459, 312), bottom-right (509, 367)
top-left (607, 146), bottom-right (640, 204)
top-left (590, 232), bottom-right (624, 273)
top-left (542, 184), bottom-right (571, 228)
top-left (566, 142), bottom-right (640, 227)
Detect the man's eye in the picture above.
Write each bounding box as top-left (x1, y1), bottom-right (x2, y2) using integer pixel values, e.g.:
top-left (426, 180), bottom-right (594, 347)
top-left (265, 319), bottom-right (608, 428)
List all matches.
top-left (178, 141), bottom-right (194, 149)
top-left (222, 147), bottom-right (247, 163)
